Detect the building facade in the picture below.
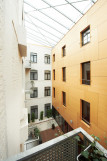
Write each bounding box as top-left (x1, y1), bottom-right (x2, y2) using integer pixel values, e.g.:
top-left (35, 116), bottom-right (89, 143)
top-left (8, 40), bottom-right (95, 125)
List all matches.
top-left (25, 44), bottom-right (52, 121)
top-left (52, 0), bottom-right (107, 147)
top-left (0, 0), bottom-right (28, 160)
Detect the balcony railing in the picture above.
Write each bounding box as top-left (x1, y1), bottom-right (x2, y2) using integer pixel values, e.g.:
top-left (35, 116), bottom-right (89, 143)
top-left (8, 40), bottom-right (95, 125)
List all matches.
top-left (25, 60), bottom-right (31, 69)
top-left (5, 127), bottom-right (107, 161)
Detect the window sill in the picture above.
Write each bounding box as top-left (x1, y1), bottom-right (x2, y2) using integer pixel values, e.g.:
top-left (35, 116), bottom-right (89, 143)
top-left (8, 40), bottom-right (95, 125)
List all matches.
top-left (81, 120), bottom-right (90, 128)
top-left (62, 104), bottom-right (66, 108)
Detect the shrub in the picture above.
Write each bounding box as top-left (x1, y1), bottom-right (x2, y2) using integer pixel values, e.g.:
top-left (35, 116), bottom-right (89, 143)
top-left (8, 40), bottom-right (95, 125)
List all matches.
top-left (47, 109), bottom-right (52, 118)
top-left (34, 127), bottom-right (40, 137)
top-left (28, 113), bottom-right (30, 123)
top-left (40, 111), bottom-right (43, 120)
top-left (31, 112), bottom-right (35, 122)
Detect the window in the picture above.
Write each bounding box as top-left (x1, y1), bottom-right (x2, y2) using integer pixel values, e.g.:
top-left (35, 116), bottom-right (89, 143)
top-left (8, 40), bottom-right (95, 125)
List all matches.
top-left (44, 70), bottom-right (51, 80)
top-left (44, 54), bottom-right (50, 64)
top-left (62, 67), bottom-right (66, 82)
top-left (30, 53), bottom-right (37, 63)
top-left (30, 70), bottom-right (38, 80)
top-left (82, 62), bottom-right (90, 85)
top-left (53, 88), bottom-right (55, 98)
top-left (44, 87), bottom-right (51, 96)
top-left (82, 26), bottom-right (90, 46)
top-left (44, 103), bottom-right (51, 117)
top-left (62, 91), bottom-right (66, 106)
top-left (82, 100), bottom-right (90, 125)
top-left (62, 45), bottom-right (66, 57)
top-left (31, 106), bottom-right (38, 119)
top-left (53, 54), bottom-right (55, 62)
top-left (30, 88), bottom-right (38, 98)
top-left (53, 69), bottom-right (55, 80)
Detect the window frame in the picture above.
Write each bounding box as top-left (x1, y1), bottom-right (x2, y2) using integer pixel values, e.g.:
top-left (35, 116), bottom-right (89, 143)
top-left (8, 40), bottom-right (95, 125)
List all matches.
top-left (81, 100), bottom-right (90, 125)
top-left (31, 105), bottom-right (38, 119)
top-left (44, 54), bottom-right (50, 64)
top-left (53, 87), bottom-right (55, 98)
top-left (30, 53), bottom-right (37, 63)
top-left (53, 54), bottom-right (55, 62)
top-left (81, 26), bottom-right (90, 46)
top-left (30, 70), bottom-right (38, 80)
top-left (62, 91), bottom-right (66, 106)
top-left (44, 70), bottom-right (51, 80)
top-left (62, 67), bottom-right (66, 82)
top-left (44, 103), bottom-right (51, 117)
top-left (53, 69), bottom-right (55, 80)
top-left (44, 87), bottom-right (51, 96)
top-left (81, 61), bottom-right (90, 85)
top-left (30, 88), bottom-right (38, 98)
top-left (62, 45), bottom-right (66, 57)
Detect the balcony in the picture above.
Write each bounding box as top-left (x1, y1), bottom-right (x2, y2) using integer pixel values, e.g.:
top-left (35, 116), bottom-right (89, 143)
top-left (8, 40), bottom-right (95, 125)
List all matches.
top-left (5, 127), bottom-right (107, 161)
top-left (25, 60), bottom-right (31, 69)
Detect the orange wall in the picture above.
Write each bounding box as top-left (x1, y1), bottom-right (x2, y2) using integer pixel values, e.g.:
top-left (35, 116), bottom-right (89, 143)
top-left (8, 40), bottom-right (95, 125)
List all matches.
top-left (52, 0), bottom-right (107, 148)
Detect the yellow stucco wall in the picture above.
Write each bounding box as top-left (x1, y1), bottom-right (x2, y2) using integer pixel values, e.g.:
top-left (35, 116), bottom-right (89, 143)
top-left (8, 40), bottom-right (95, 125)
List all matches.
top-left (52, 0), bottom-right (107, 147)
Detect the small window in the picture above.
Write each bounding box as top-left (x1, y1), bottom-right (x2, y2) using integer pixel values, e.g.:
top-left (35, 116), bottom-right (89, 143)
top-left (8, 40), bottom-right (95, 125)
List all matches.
top-left (62, 45), bottom-right (66, 57)
top-left (44, 103), bottom-right (51, 117)
top-left (82, 26), bottom-right (90, 46)
top-left (82, 62), bottom-right (90, 85)
top-left (44, 70), bottom-right (51, 80)
top-left (30, 70), bottom-right (38, 80)
top-left (44, 87), bottom-right (51, 96)
top-left (53, 70), bottom-right (55, 80)
top-left (30, 53), bottom-right (37, 63)
top-left (44, 55), bottom-right (50, 64)
top-left (53, 54), bottom-right (55, 62)
top-left (62, 91), bottom-right (66, 106)
top-left (31, 106), bottom-right (38, 119)
top-left (30, 88), bottom-right (38, 98)
top-left (62, 67), bottom-right (66, 82)
top-left (53, 87), bottom-right (55, 98)
top-left (82, 100), bottom-right (90, 125)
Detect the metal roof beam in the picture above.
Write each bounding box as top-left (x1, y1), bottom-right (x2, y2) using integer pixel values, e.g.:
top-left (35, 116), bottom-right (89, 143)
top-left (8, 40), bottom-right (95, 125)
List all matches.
top-left (24, 1), bottom-right (69, 30)
top-left (41, 0), bottom-right (75, 23)
top-left (27, 33), bottom-right (55, 46)
top-left (65, 0), bottom-right (83, 15)
top-left (91, 0), bottom-right (95, 3)
top-left (25, 12), bottom-right (65, 35)
top-left (25, 26), bottom-right (58, 43)
top-left (35, 0), bottom-right (89, 11)
top-left (27, 36), bottom-right (53, 47)
top-left (25, 19), bottom-right (61, 39)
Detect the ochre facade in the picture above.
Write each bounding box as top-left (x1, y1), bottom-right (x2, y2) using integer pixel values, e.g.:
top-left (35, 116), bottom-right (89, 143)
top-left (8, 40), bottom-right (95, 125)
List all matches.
top-left (52, 0), bottom-right (107, 147)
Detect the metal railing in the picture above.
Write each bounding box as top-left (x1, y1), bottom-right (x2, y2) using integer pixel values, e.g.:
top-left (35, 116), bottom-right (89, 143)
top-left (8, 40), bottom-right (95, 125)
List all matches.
top-left (5, 127), bottom-right (107, 161)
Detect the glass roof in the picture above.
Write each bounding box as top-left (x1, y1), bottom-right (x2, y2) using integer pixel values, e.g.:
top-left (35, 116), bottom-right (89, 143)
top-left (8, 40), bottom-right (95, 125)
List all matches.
top-left (24, 0), bottom-right (97, 47)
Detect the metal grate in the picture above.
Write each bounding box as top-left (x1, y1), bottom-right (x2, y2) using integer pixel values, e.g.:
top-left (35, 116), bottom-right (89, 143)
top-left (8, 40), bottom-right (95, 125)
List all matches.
top-left (18, 137), bottom-right (77, 161)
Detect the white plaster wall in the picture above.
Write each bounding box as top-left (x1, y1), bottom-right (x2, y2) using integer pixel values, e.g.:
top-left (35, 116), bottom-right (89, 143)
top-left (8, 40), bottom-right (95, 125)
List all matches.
top-left (0, 0), bottom-right (28, 160)
top-left (25, 44), bottom-right (52, 119)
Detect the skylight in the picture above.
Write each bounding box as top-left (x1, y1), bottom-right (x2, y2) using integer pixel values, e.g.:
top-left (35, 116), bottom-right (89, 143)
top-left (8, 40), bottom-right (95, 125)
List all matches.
top-left (24, 0), bottom-right (97, 47)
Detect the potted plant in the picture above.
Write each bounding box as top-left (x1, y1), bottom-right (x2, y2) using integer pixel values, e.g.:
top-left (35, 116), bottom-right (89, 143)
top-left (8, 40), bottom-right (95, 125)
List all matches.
top-left (34, 127), bottom-right (40, 138)
top-left (28, 113), bottom-right (30, 123)
top-left (40, 111), bottom-right (43, 120)
top-left (52, 123), bottom-right (55, 129)
top-left (47, 109), bottom-right (52, 118)
top-left (76, 135), bottom-right (107, 161)
top-left (31, 112), bottom-right (35, 122)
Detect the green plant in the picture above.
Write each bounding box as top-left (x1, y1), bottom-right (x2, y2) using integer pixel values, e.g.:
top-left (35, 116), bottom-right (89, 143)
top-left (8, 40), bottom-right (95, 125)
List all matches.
top-left (47, 109), bottom-right (52, 118)
top-left (40, 111), bottom-right (43, 120)
top-left (52, 123), bottom-right (55, 129)
top-left (34, 127), bottom-right (40, 137)
top-left (75, 135), bottom-right (107, 161)
top-left (31, 112), bottom-right (35, 122)
top-left (28, 113), bottom-right (30, 123)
